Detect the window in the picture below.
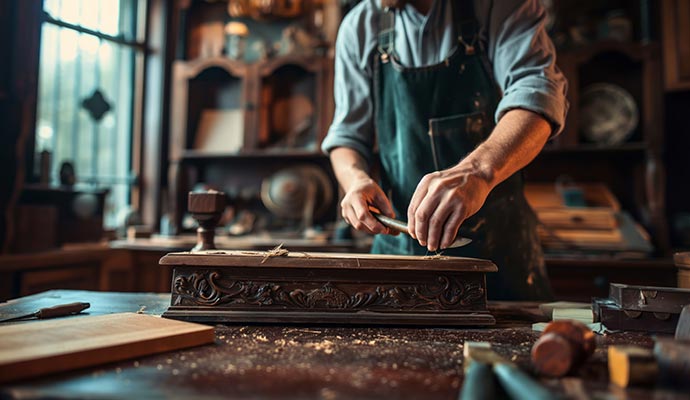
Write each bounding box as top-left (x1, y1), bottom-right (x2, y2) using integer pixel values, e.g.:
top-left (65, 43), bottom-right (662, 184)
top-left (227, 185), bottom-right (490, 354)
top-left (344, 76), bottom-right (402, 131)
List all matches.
top-left (35, 0), bottom-right (147, 228)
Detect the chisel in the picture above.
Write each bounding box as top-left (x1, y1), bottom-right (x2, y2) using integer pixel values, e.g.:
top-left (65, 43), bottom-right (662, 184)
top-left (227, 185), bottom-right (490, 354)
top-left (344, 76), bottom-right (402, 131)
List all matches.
top-left (0, 302), bottom-right (90, 323)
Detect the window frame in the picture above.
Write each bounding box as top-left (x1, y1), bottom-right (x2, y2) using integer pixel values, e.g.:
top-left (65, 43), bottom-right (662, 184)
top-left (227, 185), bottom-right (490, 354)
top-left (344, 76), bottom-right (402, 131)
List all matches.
top-left (35, 0), bottom-right (152, 228)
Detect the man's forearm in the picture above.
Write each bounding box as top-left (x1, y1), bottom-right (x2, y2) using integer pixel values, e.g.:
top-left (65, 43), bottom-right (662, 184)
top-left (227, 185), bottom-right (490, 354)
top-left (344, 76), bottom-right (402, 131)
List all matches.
top-left (458, 108), bottom-right (552, 191)
top-left (329, 147), bottom-right (372, 191)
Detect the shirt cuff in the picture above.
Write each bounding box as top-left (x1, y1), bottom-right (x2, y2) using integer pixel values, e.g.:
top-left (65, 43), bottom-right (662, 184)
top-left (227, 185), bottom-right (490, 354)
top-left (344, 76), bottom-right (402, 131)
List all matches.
top-left (321, 128), bottom-right (375, 164)
top-left (495, 88), bottom-right (569, 137)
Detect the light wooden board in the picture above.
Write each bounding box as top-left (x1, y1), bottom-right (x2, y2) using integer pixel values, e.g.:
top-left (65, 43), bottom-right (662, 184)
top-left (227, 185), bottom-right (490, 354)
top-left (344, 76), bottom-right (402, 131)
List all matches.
top-left (0, 313), bottom-right (214, 383)
top-left (525, 183), bottom-right (619, 230)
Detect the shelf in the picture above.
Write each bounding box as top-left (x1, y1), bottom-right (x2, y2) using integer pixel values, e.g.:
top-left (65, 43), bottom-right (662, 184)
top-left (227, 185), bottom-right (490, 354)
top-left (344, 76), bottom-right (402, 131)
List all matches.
top-left (541, 142), bottom-right (648, 155)
top-left (179, 149), bottom-right (328, 162)
top-left (544, 255), bottom-right (675, 270)
top-left (558, 40), bottom-right (660, 62)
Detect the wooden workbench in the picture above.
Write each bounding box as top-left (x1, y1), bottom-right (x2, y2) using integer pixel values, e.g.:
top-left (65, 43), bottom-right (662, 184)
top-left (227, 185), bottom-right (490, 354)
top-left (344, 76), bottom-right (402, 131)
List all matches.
top-left (0, 290), bottom-right (685, 399)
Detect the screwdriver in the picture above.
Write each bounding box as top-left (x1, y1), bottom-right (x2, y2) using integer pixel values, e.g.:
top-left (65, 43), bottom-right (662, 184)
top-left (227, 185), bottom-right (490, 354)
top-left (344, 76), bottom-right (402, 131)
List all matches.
top-left (0, 302), bottom-right (90, 323)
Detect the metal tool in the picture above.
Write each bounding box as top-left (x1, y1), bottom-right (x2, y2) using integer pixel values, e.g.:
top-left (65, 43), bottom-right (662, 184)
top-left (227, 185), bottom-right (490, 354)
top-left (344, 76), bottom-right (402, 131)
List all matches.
top-left (369, 208), bottom-right (472, 249)
top-left (675, 304), bottom-right (690, 341)
top-left (0, 302), bottom-right (90, 323)
top-left (461, 342), bottom-right (558, 400)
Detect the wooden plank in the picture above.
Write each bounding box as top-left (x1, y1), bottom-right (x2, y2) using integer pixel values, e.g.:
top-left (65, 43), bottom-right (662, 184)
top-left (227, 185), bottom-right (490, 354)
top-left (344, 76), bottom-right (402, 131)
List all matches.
top-left (525, 183), bottom-right (620, 231)
top-left (534, 209), bottom-right (617, 230)
top-left (0, 313), bottom-right (214, 383)
top-left (674, 251), bottom-right (690, 267)
top-left (160, 250), bottom-right (498, 272)
top-left (609, 283), bottom-right (690, 314)
top-left (552, 308), bottom-right (593, 324)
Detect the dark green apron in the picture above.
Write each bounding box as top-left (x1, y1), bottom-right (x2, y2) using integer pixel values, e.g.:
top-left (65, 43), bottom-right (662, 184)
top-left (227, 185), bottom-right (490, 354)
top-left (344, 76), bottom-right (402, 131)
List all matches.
top-left (371, 1), bottom-right (553, 301)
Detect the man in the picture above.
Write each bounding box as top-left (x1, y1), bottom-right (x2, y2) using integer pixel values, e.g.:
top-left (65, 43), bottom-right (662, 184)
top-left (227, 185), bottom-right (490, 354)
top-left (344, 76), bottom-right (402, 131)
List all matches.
top-left (321, 0), bottom-right (568, 300)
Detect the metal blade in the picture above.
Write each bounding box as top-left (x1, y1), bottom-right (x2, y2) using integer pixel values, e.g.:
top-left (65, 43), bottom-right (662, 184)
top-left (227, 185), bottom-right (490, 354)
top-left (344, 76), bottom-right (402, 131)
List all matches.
top-left (371, 210), bottom-right (472, 249)
top-left (0, 312), bottom-right (38, 323)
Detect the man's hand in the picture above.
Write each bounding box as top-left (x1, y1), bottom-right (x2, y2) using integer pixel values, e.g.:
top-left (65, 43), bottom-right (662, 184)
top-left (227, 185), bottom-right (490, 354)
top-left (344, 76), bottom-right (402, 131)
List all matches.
top-left (329, 147), bottom-right (396, 235)
top-left (408, 109), bottom-right (552, 251)
top-left (408, 161), bottom-right (492, 251)
top-left (340, 176), bottom-right (396, 235)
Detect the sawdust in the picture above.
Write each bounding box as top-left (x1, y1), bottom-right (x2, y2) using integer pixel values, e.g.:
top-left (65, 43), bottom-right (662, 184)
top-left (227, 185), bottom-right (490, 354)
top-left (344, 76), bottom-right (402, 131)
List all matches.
top-left (261, 243), bottom-right (289, 264)
top-left (304, 340), bottom-right (336, 354)
top-left (255, 334), bottom-right (269, 342)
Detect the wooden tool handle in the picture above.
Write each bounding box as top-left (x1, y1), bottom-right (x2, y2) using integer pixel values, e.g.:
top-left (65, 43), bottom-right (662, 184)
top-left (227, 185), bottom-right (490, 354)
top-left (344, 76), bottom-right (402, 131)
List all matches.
top-left (35, 302), bottom-right (91, 319)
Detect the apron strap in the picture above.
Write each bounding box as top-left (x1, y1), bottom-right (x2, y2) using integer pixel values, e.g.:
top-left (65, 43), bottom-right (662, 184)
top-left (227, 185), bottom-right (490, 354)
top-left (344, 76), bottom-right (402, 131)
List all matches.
top-left (377, 7), bottom-right (395, 58)
top-left (452, 0), bottom-right (479, 55)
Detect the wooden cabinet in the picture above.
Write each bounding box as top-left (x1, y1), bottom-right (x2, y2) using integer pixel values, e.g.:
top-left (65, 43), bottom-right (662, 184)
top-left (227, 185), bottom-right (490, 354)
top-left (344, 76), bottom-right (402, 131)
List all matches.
top-left (546, 257), bottom-right (677, 301)
top-left (165, 0), bottom-right (337, 234)
top-left (169, 55), bottom-right (331, 160)
top-left (662, 0), bottom-right (690, 91)
top-left (0, 246), bottom-right (172, 301)
top-left (526, 41), bottom-right (669, 254)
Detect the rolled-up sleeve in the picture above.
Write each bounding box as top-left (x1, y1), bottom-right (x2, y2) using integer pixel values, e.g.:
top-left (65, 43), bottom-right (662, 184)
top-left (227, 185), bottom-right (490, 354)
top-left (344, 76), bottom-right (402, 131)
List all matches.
top-left (320, 11), bottom-right (376, 163)
top-left (488, 0), bottom-right (568, 136)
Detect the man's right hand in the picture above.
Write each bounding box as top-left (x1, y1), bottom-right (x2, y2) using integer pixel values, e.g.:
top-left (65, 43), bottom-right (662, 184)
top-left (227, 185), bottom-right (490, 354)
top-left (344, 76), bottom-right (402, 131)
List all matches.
top-left (329, 147), bottom-right (396, 236)
top-left (340, 176), bottom-right (396, 235)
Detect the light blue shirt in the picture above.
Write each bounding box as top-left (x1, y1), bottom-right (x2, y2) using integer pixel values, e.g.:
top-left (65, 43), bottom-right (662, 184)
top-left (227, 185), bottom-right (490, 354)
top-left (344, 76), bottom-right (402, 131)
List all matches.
top-left (321, 0), bottom-right (569, 163)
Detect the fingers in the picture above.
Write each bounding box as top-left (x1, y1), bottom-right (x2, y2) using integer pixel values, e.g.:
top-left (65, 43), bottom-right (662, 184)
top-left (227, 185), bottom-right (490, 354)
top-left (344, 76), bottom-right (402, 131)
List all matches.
top-left (352, 200), bottom-right (388, 234)
top-left (425, 203), bottom-right (454, 252)
top-left (340, 181), bottom-right (392, 235)
top-left (372, 190), bottom-right (395, 219)
top-left (439, 210), bottom-right (465, 250)
top-left (408, 172), bottom-right (471, 251)
top-left (408, 173), bottom-right (434, 239)
top-left (413, 190), bottom-right (444, 249)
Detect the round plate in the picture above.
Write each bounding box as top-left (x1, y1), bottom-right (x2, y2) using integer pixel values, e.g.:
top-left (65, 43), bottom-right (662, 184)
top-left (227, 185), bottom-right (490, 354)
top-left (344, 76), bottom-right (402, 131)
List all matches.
top-left (260, 165), bottom-right (333, 220)
top-left (579, 83), bottom-right (639, 145)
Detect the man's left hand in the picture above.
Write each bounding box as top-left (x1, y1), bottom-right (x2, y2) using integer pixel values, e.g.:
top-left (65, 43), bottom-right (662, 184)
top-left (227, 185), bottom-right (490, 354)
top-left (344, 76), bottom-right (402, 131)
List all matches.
top-left (407, 160), bottom-right (492, 252)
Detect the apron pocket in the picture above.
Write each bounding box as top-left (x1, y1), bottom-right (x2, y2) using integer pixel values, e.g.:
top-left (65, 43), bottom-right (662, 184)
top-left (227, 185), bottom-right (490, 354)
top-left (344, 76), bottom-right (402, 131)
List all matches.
top-left (428, 111), bottom-right (488, 170)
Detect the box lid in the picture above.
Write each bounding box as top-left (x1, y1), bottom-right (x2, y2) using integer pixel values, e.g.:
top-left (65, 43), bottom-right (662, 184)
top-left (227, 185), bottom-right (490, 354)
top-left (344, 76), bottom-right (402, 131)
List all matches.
top-left (160, 250), bottom-right (497, 272)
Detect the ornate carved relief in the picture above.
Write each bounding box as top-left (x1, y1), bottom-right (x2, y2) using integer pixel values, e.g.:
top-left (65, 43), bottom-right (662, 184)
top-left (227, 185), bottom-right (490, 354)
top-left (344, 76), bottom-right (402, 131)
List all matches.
top-left (172, 270), bottom-right (485, 311)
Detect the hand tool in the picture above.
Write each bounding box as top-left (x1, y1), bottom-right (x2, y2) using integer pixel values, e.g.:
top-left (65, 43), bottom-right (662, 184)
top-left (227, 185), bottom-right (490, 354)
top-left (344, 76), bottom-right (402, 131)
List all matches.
top-left (461, 341), bottom-right (558, 400)
top-left (608, 345), bottom-right (658, 388)
top-left (674, 304), bottom-right (690, 341)
top-left (369, 208), bottom-right (472, 249)
top-left (0, 302), bottom-right (90, 323)
top-left (531, 320), bottom-right (595, 378)
top-left (654, 338), bottom-right (690, 389)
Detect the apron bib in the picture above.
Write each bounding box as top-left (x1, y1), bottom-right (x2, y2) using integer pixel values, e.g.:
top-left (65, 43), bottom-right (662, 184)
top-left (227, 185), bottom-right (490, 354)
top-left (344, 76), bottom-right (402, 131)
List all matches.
top-left (371, 1), bottom-right (553, 301)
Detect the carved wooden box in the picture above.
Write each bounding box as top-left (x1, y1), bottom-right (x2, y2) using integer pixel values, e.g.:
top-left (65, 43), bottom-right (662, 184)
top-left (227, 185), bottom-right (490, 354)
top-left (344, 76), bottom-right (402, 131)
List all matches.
top-left (160, 250), bottom-right (497, 326)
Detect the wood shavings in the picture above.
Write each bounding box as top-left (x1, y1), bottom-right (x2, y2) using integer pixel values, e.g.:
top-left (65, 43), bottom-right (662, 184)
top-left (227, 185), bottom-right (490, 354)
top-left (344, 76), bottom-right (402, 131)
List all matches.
top-left (422, 253), bottom-right (447, 260)
top-left (261, 244), bottom-right (289, 264)
top-left (296, 251), bottom-right (313, 259)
